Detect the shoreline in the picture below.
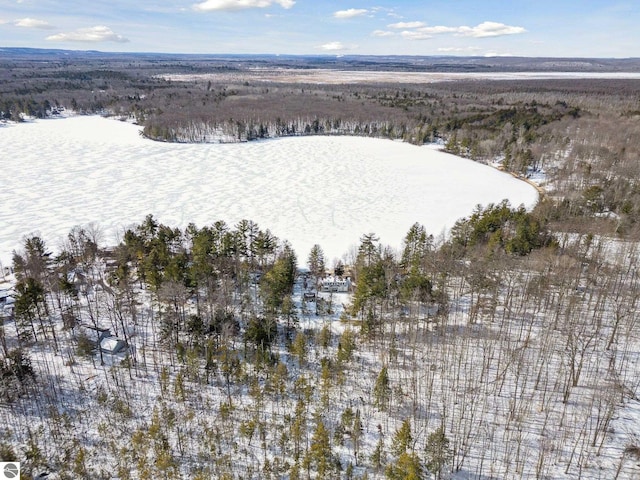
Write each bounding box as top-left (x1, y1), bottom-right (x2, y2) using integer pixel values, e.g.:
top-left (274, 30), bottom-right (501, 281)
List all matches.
top-left (0, 115), bottom-right (540, 265)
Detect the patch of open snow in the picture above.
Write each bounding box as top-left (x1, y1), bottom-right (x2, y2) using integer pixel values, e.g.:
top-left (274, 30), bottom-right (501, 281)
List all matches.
top-left (0, 116), bottom-right (538, 264)
top-left (160, 70), bottom-right (640, 85)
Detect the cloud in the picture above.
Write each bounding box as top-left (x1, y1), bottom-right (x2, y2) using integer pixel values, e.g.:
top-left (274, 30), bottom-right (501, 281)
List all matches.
top-left (400, 30), bottom-right (432, 40)
top-left (333, 8), bottom-right (368, 19)
top-left (388, 21), bottom-right (425, 29)
top-left (318, 41), bottom-right (348, 51)
top-left (371, 30), bottom-right (394, 37)
top-left (484, 51), bottom-right (513, 57)
top-left (46, 26), bottom-right (129, 43)
top-left (457, 21), bottom-right (526, 38)
top-left (418, 26), bottom-right (459, 35)
top-left (193, 0), bottom-right (295, 11)
top-left (396, 21), bottom-right (526, 40)
top-left (14, 18), bottom-right (55, 29)
top-left (438, 46), bottom-right (482, 53)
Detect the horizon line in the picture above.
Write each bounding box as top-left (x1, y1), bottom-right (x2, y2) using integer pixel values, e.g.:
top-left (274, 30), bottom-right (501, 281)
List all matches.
top-left (1, 46), bottom-right (639, 61)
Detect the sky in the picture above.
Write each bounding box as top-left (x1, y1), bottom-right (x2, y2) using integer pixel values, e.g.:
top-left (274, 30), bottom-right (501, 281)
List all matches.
top-left (0, 1), bottom-right (637, 57)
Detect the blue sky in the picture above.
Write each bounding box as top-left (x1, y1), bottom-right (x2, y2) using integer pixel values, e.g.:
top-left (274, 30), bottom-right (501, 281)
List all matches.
top-left (0, 1), bottom-right (637, 57)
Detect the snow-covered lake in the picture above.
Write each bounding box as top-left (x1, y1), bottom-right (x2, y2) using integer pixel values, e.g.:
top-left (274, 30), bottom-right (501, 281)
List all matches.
top-left (0, 116), bottom-right (538, 264)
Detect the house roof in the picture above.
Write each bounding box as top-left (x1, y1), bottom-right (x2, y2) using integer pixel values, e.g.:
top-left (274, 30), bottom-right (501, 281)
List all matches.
top-left (100, 336), bottom-right (127, 353)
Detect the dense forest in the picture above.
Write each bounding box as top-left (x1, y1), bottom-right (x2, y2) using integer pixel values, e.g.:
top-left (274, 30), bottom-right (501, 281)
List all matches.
top-left (2, 52), bottom-right (640, 478)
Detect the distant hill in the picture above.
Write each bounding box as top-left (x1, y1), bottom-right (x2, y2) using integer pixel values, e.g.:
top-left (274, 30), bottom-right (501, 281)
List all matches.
top-left (1, 46), bottom-right (640, 72)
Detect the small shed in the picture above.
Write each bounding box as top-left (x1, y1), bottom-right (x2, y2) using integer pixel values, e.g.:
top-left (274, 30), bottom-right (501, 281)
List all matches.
top-left (2, 304), bottom-right (14, 319)
top-left (100, 336), bottom-right (128, 355)
top-left (0, 289), bottom-right (15, 305)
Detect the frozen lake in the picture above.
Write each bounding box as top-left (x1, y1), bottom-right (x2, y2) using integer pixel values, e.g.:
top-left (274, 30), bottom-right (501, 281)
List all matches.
top-left (0, 116), bottom-right (539, 264)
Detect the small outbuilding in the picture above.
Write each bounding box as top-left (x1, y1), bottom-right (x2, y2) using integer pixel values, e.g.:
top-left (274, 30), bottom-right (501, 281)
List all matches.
top-left (0, 289), bottom-right (14, 305)
top-left (100, 336), bottom-right (128, 355)
top-left (2, 304), bottom-right (14, 319)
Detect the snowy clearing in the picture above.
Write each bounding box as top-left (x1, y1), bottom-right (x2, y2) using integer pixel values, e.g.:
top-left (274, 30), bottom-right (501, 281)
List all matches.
top-left (159, 70), bottom-right (640, 85)
top-left (0, 115), bottom-right (537, 263)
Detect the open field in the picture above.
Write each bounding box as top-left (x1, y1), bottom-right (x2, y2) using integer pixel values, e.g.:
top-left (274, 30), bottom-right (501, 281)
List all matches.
top-left (160, 69), bottom-right (640, 85)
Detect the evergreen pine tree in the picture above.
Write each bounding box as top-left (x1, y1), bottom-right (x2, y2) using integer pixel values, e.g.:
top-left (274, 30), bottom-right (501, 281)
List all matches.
top-left (385, 452), bottom-right (424, 480)
top-left (308, 420), bottom-right (333, 477)
top-left (391, 419), bottom-right (413, 457)
top-left (424, 427), bottom-right (452, 480)
top-left (373, 366), bottom-right (391, 411)
top-left (307, 244), bottom-right (326, 281)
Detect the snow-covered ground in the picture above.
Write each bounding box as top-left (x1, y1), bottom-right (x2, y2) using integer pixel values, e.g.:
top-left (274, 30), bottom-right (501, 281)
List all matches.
top-left (0, 116), bottom-right (537, 264)
top-left (161, 70), bottom-right (640, 85)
